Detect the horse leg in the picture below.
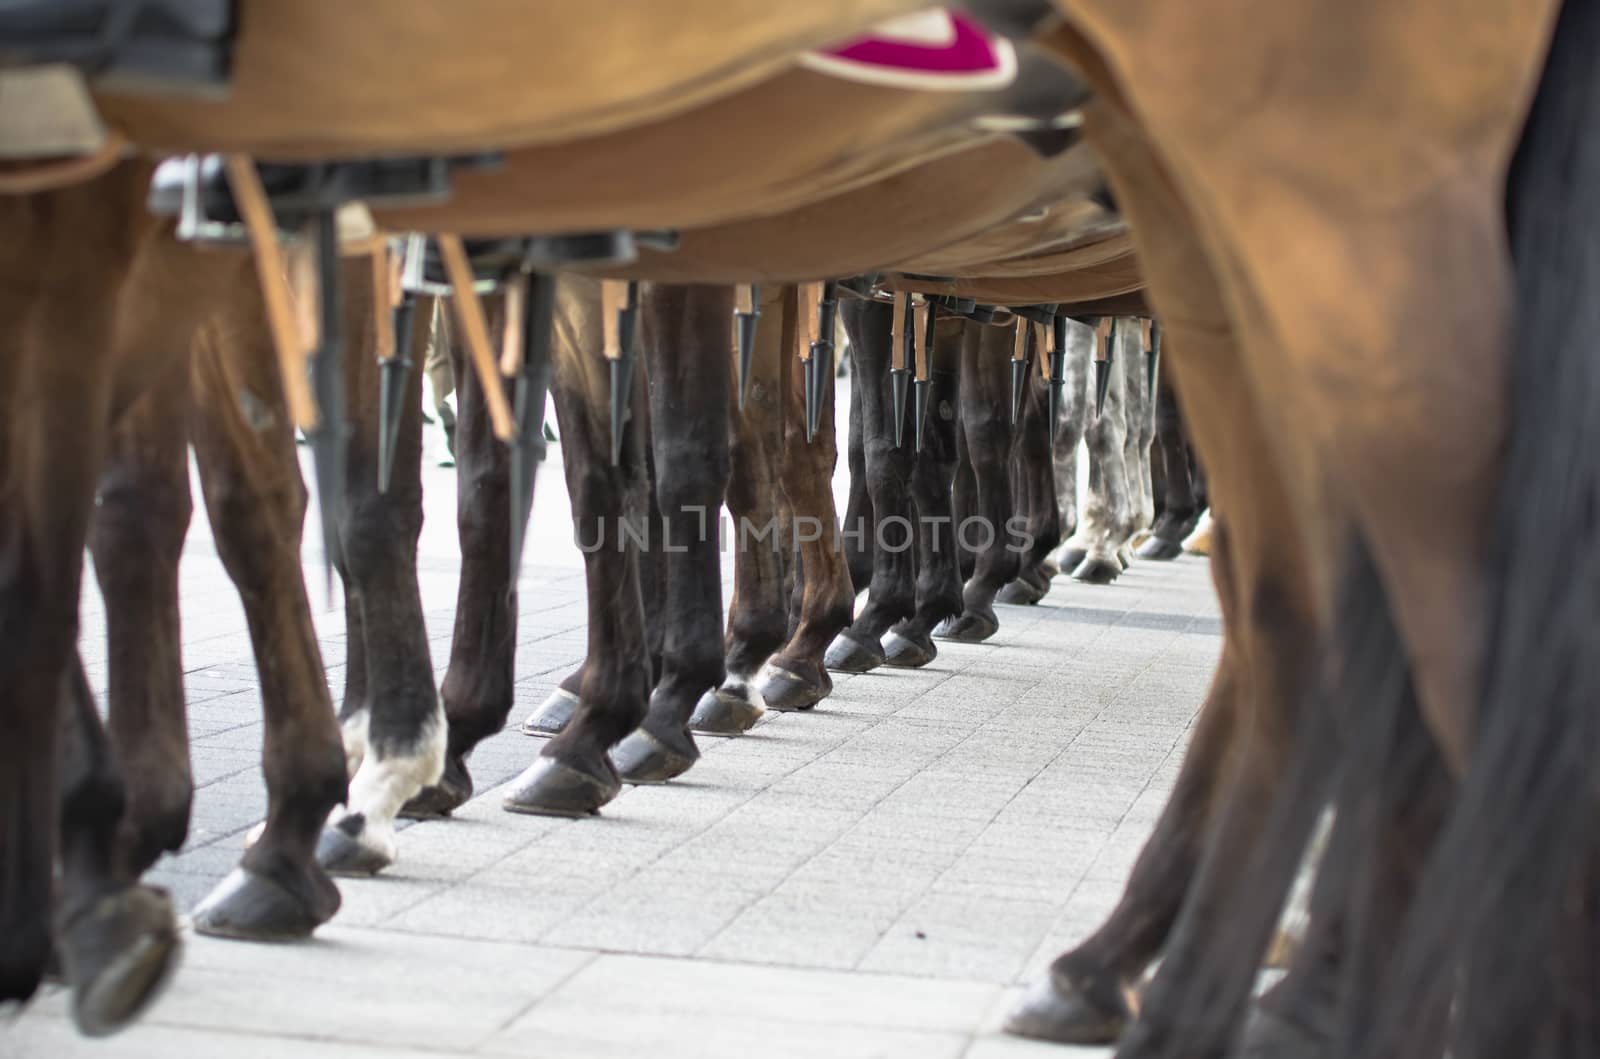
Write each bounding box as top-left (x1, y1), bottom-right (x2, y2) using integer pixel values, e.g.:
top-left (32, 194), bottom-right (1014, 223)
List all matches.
top-left (1124, 323), bottom-right (1158, 559)
top-left (758, 289), bottom-right (854, 712)
top-left (824, 299), bottom-right (918, 674)
top-left (842, 338), bottom-right (876, 594)
top-left (1070, 98), bottom-right (1334, 1059)
top-left (185, 290), bottom-right (346, 936)
top-left (503, 276), bottom-right (647, 816)
top-left (1054, 320), bottom-right (1095, 569)
top-left (936, 321), bottom-right (1021, 642)
top-left (631, 418), bottom-right (669, 688)
top-left (1009, 635), bottom-right (1243, 1044)
top-left (953, 420), bottom-right (980, 582)
top-left (884, 315), bottom-right (966, 668)
top-left (408, 289), bottom-right (539, 812)
top-left (1072, 321), bottom-right (1135, 584)
top-left (55, 657), bottom-right (182, 1036)
top-left (612, 285), bottom-right (733, 783)
top-left (0, 170), bottom-right (178, 1026)
top-left (693, 284), bottom-right (789, 736)
top-left (997, 362), bottom-right (1063, 605)
top-left (1138, 376), bottom-right (1202, 561)
top-left (309, 261), bottom-right (444, 874)
top-left (89, 356), bottom-right (195, 880)
top-left (1242, 648), bottom-right (1452, 1059)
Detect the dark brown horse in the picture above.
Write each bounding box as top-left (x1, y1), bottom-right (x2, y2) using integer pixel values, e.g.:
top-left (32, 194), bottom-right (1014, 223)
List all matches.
top-left (995, 318), bottom-right (1064, 604)
top-left (694, 284), bottom-right (885, 727)
top-left (1136, 373), bottom-right (1206, 561)
top-left (933, 320), bottom-right (1024, 642)
top-left (0, 164), bottom-right (349, 1033)
top-left (822, 297), bottom-right (931, 673)
top-left (1000, 0), bottom-right (1574, 1053)
top-left (882, 310), bottom-right (968, 668)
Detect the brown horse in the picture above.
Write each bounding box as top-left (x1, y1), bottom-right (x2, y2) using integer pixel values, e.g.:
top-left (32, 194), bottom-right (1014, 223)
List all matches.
top-left (694, 283), bottom-right (864, 728)
top-left (0, 163), bottom-right (349, 1033)
top-left (996, 1), bottom-right (1573, 1055)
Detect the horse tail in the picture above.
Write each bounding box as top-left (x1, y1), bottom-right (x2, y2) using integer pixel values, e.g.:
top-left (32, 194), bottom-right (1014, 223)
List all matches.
top-left (1375, 3), bottom-right (1600, 1055)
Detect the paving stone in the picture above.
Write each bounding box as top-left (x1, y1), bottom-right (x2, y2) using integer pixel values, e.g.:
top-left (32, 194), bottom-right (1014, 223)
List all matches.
top-left (0, 1019), bottom-right (473, 1059)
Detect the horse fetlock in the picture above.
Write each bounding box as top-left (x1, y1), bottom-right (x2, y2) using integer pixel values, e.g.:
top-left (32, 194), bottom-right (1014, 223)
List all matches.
top-left (339, 707), bottom-right (370, 779)
top-left (114, 790), bottom-right (193, 878)
top-left (322, 710), bottom-right (446, 874)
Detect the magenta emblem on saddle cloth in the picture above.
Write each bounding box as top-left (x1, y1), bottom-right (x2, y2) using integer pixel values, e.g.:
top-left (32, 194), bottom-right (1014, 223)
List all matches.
top-left (801, 9), bottom-right (1018, 92)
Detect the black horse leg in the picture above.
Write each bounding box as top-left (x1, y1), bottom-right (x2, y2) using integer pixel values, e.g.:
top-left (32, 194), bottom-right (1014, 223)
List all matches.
top-left (693, 284), bottom-right (788, 735)
top-left (614, 284), bottom-right (734, 783)
top-left (936, 321), bottom-right (1020, 643)
top-left (316, 262), bottom-right (443, 873)
top-left (842, 340), bottom-right (876, 593)
top-left (824, 299), bottom-right (917, 674)
top-left (997, 358), bottom-right (1063, 605)
top-left (1138, 376), bottom-right (1202, 560)
top-left (884, 315), bottom-right (965, 668)
top-left (504, 277), bottom-right (648, 816)
top-left (411, 289), bottom-right (543, 811)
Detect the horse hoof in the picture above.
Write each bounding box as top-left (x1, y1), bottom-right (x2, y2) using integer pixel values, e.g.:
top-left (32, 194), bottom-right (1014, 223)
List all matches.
top-left (1055, 545), bottom-right (1088, 571)
top-left (613, 726), bottom-right (700, 785)
top-left (1116, 545), bottom-right (1135, 570)
top-left (933, 610), bottom-right (999, 643)
top-left (824, 631), bottom-right (886, 673)
top-left (1039, 558), bottom-right (1061, 579)
top-left (996, 578), bottom-right (1045, 606)
top-left (689, 687), bottom-right (764, 736)
top-left (757, 665), bottom-right (828, 712)
top-left (191, 866), bottom-right (338, 942)
top-left (882, 629), bottom-right (937, 668)
top-left (59, 886), bottom-right (180, 1038)
top-left (1130, 529), bottom-right (1153, 549)
top-left (1234, 1006), bottom-right (1331, 1059)
top-left (1003, 974), bottom-right (1131, 1046)
top-left (502, 754), bottom-right (620, 818)
top-left (399, 753), bottom-right (474, 820)
top-left (1072, 556), bottom-right (1122, 584)
top-left (1136, 536), bottom-right (1184, 561)
top-left (520, 687), bottom-right (579, 738)
top-left (314, 817), bottom-right (394, 877)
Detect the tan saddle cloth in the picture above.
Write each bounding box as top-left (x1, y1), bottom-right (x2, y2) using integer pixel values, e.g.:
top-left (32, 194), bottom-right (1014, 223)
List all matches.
top-left (92, 0), bottom-right (934, 159)
top-left (373, 55), bottom-right (1080, 238)
top-left (588, 133), bottom-right (1103, 285)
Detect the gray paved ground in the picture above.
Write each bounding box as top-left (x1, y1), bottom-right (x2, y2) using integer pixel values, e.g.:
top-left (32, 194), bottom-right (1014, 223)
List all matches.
top-left (6, 399), bottom-right (1220, 1058)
